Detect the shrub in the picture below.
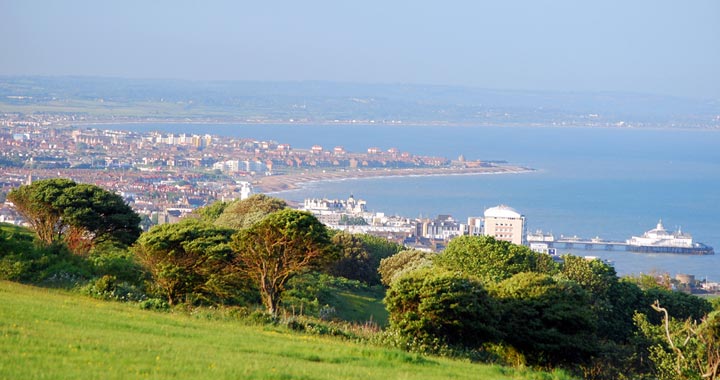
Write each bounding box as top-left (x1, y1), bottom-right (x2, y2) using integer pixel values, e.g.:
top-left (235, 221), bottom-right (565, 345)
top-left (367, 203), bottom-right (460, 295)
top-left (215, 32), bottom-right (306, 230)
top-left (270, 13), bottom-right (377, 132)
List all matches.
top-left (81, 275), bottom-right (147, 302)
top-left (328, 232), bottom-right (402, 286)
top-left (138, 298), bottom-right (170, 311)
top-left (492, 272), bottom-right (598, 367)
top-left (88, 243), bottom-right (146, 284)
top-left (384, 267), bottom-right (499, 354)
top-left (436, 235), bottom-right (556, 284)
top-left (378, 249), bottom-right (435, 287)
top-left (640, 287), bottom-right (712, 325)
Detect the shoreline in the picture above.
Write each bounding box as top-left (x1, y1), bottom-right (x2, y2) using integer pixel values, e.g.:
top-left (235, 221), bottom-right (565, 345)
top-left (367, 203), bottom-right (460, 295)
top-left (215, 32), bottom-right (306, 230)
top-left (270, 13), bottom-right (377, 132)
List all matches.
top-left (59, 119), bottom-right (720, 132)
top-left (253, 165), bottom-right (534, 193)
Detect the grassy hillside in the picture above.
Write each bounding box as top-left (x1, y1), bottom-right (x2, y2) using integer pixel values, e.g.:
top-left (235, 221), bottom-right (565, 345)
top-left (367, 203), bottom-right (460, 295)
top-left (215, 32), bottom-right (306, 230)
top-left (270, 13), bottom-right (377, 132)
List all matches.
top-left (0, 281), bottom-right (572, 380)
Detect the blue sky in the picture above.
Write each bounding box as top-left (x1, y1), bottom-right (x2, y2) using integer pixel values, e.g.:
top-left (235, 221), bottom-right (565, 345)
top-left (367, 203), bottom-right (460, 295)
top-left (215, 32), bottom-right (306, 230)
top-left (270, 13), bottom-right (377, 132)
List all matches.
top-left (2, 0), bottom-right (718, 98)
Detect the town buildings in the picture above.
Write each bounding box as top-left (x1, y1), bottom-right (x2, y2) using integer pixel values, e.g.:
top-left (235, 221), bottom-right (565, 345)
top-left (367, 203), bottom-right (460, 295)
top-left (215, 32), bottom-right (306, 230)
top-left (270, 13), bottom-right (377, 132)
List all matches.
top-left (300, 196), bottom-right (526, 251)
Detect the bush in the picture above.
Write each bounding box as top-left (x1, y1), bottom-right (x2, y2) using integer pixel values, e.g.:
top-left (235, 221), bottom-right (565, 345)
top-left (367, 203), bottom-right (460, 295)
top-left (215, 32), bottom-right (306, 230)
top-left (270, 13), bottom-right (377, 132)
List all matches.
top-left (81, 275), bottom-right (148, 302)
top-left (378, 249), bottom-right (435, 287)
top-left (328, 232), bottom-right (402, 286)
top-left (480, 342), bottom-right (527, 367)
top-left (0, 225), bottom-right (92, 286)
top-left (436, 235), bottom-right (556, 284)
top-left (244, 309), bottom-right (278, 325)
top-left (559, 255), bottom-right (644, 343)
top-left (283, 316), bottom-right (352, 338)
top-left (29, 243), bottom-right (93, 286)
top-left (384, 268), bottom-right (499, 354)
top-left (138, 298), bottom-right (170, 311)
top-left (640, 287), bottom-right (712, 325)
top-left (492, 272), bottom-right (598, 367)
top-left (88, 243), bottom-right (146, 284)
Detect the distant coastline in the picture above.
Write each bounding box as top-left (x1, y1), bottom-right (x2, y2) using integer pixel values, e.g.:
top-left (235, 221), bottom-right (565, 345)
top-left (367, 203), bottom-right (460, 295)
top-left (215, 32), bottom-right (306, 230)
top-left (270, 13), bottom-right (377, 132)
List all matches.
top-left (254, 165), bottom-right (534, 193)
top-left (64, 118), bottom-right (720, 131)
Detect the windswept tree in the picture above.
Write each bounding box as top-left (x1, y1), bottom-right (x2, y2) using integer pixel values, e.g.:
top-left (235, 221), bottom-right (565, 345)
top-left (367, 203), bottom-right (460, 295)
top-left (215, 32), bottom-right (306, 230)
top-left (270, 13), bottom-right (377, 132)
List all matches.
top-left (230, 209), bottom-right (334, 315)
top-left (133, 219), bottom-right (236, 305)
top-left (214, 194), bottom-right (287, 230)
top-left (7, 178), bottom-right (75, 244)
top-left (7, 179), bottom-right (141, 253)
top-left (193, 200), bottom-right (230, 224)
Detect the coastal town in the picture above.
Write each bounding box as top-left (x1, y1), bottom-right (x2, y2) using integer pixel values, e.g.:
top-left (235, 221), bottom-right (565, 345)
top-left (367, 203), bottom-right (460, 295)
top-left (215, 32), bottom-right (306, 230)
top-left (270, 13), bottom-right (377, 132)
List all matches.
top-left (0, 112), bottom-right (527, 226)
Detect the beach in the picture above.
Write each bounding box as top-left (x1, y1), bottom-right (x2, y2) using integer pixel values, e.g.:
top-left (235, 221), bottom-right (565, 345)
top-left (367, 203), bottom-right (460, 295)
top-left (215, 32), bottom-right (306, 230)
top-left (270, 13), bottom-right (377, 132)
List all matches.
top-left (253, 165), bottom-right (532, 193)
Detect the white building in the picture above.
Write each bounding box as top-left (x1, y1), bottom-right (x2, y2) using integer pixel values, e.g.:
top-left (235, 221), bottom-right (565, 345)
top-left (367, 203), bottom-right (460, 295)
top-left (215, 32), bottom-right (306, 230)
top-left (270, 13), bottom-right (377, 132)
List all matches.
top-left (627, 219), bottom-right (693, 247)
top-left (419, 215), bottom-right (467, 240)
top-left (238, 181), bottom-right (254, 200)
top-left (467, 216), bottom-right (483, 236)
top-left (302, 195), bottom-right (366, 214)
top-left (483, 205), bottom-right (526, 245)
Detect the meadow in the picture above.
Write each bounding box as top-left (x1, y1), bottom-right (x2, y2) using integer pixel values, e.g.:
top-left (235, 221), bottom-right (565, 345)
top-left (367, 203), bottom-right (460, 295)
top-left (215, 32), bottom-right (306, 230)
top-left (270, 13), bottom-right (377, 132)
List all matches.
top-left (0, 281), bottom-right (572, 380)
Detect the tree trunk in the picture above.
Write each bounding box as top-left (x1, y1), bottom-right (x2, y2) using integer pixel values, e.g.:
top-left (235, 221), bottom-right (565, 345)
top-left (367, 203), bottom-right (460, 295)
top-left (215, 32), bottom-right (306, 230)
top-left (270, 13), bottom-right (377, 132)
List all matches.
top-left (260, 279), bottom-right (278, 316)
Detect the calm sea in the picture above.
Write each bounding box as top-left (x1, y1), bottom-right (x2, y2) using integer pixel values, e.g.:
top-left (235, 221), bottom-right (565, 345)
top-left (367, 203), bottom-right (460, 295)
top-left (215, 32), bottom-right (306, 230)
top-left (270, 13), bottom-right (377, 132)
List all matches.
top-left (105, 123), bottom-right (720, 280)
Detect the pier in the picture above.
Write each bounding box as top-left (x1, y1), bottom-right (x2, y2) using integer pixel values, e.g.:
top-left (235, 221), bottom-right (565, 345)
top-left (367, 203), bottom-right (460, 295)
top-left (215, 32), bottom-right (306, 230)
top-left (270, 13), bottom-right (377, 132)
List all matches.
top-left (530, 237), bottom-right (630, 252)
top-left (527, 221), bottom-right (714, 255)
top-left (529, 236), bottom-right (714, 255)
top-left (550, 238), bottom-right (628, 251)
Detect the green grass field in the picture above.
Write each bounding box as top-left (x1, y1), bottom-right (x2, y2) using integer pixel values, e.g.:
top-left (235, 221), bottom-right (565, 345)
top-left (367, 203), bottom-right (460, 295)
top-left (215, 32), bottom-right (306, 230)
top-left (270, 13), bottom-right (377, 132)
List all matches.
top-left (0, 281), bottom-right (573, 379)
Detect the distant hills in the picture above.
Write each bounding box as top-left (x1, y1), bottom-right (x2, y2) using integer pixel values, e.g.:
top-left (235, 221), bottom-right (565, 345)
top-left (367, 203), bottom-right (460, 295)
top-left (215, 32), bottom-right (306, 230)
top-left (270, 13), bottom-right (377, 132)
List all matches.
top-left (1, 76), bottom-right (718, 128)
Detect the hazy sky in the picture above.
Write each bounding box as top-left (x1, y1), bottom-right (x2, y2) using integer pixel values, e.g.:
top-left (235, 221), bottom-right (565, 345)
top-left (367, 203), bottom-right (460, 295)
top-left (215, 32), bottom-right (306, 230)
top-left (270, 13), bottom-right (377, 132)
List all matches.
top-left (2, 1), bottom-right (719, 98)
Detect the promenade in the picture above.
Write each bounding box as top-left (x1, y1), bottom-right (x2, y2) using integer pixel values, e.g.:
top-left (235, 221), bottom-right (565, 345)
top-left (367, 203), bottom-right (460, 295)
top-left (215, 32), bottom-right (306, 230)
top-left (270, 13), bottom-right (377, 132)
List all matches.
top-left (253, 165), bottom-right (532, 193)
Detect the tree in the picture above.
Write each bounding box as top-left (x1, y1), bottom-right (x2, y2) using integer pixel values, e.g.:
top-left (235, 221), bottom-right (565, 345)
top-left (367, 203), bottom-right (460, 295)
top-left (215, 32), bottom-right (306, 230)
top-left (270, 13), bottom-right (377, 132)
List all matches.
top-left (230, 209), bottom-right (334, 315)
top-left (378, 249), bottom-right (435, 287)
top-left (133, 219), bottom-right (236, 305)
top-left (640, 287), bottom-right (712, 325)
top-left (328, 232), bottom-right (402, 285)
top-left (7, 178), bottom-right (75, 244)
top-left (493, 272), bottom-right (598, 366)
top-left (384, 267), bottom-right (499, 353)
top-left (328, 232), bottom-right (375, 284)
top-left (193, 200), bottom-right (230, 224)
top-left (638, 304), bottom-right (720, 380)
top-left (7, 179), bottom-right (141, 253)
top-left (214, 194), bottom-right (286, 230)
top-left (436, 235), bottom-right (555, 284)
top-left (56, 183), bottom-right (142, 251)
top-left (559, 255), bottom-right (643, 343)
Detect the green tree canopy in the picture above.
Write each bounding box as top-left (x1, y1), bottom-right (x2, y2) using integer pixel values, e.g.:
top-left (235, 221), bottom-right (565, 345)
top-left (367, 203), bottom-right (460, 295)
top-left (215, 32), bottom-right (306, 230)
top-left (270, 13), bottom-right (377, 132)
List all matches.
top-left (133, 219), bottom-right (236, 305)
top-left (230, 209), bottom-right (334, 315)
top-left (7, 179), bottom-right (141, 253)
top-left (493, 272), bottom-right (598, 366)
top-left (384, 267), bottom-right (499, 353)
top-left (559, 255), bottom-right (643, 343)
top-left (640, 287), bottom-right (712, 325)
top-left (436, 235), bottom-right (556, 283)
top-left (378, 249), bottom-right (435, 287)
top-left (328, 232), bottom-right (402, 285)
top-left (214, 194), bottom-right (287, 230)
top-left (193, 200), bottom-right (230, 224)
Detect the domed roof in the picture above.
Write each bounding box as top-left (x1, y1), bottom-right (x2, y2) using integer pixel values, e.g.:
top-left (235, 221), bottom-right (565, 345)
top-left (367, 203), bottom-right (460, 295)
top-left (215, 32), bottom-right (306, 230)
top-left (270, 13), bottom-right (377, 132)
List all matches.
top-left (484, 205), bottom-right (522, 218)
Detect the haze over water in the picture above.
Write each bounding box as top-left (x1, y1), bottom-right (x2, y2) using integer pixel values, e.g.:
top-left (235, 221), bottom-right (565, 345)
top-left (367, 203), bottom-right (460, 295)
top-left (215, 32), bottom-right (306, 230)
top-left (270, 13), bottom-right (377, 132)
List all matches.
top-left (108, 122), bottom-right (720, 281)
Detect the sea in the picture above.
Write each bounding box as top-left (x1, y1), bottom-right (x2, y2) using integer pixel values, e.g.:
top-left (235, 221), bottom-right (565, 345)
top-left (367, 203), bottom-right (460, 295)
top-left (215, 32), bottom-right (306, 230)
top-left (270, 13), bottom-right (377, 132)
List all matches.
top-left (104, 123), bottom-right (720, 281)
